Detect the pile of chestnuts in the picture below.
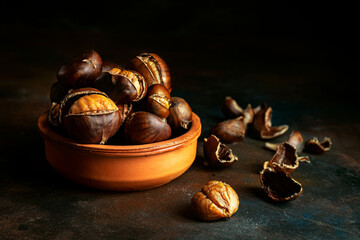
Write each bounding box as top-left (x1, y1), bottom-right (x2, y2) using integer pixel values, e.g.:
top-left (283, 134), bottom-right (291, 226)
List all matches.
top-left (48, 50), bottom-right (193, 145)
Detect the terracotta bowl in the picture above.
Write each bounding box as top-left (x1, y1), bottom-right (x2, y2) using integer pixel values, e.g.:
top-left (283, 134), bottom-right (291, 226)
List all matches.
top-left (38, 113), bottom-right (201, 191)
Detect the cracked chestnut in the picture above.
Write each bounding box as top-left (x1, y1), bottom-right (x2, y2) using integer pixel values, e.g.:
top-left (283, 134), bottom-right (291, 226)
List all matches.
top-left (59, 88), bottom-right (121, 144)
top-left (144, 84), bottom-right (171, 118)
top-left (94, 67), bottom-right (147, 103)
top-left (128, 53), bottom-right (171, 92)
top-left (57, 50), bottom-right (103, 88)
top-left (124, 111), bottom-right (171, 144)
top-left (191, 180), bottom-right (239, 221)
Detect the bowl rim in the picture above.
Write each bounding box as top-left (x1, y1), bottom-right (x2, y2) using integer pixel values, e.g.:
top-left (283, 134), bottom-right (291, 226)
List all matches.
top-left (38, 112), bottom-right (201, 155)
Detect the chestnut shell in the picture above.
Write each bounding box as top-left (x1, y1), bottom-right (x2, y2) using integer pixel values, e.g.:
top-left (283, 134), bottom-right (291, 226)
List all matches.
top-left (145, 84), bottom-right (171, 118)
top-left (167, 97), bottom-right (192, 133)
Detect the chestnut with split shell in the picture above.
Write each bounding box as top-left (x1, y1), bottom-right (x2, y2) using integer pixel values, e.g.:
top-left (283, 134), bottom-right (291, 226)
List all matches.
top-left (203, 135), bottom-right (238, 168)
top-left (191, 180), bottom-right (239, 221)
top-left (144, 84), bottom-right (171, 119)
top-left (260, 161), bottom-right (303, 202)
top-left (94, 67), bottom-right (147, 103)
top-left (124, 111), bottom-right (171, 144)
top-left (252, 104), bottom-right (288, 139)
top-left (60, 89), bottom-right (121, 144)
top-left (128, 53), bottom-right (171, 92)
top-left (305, 137), bottom-right (332, 154)
top-left (57, 50), bottom-right (103, 88)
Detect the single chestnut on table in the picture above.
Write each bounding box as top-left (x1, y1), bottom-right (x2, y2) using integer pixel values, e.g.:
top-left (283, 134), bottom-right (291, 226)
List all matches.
top-left (128, 53), bottom-right (171, 92)
top-left (57, 50), bottom-right (103, 89)
top-left (191, 180), bottom-right (239, 221)
top-left (56, 88), bottom-right (122, 144)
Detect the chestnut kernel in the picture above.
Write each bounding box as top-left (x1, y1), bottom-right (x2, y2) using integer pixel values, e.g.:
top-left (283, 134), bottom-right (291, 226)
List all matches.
top-left (144, 84), bottom-right (171, 118)
top-left (167, 97), bottom-right (192, 133)
top-left (57, 50), bottom-right (103, 88)
top-left (124, 111), bottom-right (171, 144)
top-left (191, 180), bottom-right (239, 221)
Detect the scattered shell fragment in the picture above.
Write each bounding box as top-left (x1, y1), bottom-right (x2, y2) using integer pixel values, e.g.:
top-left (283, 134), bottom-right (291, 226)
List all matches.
top-left (203, 135), bottom-right (238, 168)
top-left (265, 130), bottom-right (304, 153)
top-left (305, 137), bottom-right (332, 154)
top-left (252, 105), bottom-right (288, 139)
top-left (260, 161), bottom-right (303, 202)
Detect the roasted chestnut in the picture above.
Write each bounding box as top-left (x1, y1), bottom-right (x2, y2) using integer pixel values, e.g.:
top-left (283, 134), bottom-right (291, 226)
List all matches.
top-left (144, 84), bottom-right (171, 118)
top-left (128, 53), bottom-right (171, 92)
top-left (191, 180), bottom-right (239, 221)
top-left (124, 111), bottom-right (171, 144)
top-left (49, 81), bottom-right (69, 103)
top-left (59, 88), bottom-right (121, 144)
top-left (203, 134), bottom-right (238, 168)
top-left (56, 50), bottom-right (103, 88)
top-left (94, 67), bottom-right (147, 103)
top-left (167, 97), bottom-right (192, 133)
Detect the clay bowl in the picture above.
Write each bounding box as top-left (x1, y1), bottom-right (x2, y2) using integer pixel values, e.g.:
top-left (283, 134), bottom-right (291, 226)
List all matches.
top-left (38, 113), bottom-right (201, 191)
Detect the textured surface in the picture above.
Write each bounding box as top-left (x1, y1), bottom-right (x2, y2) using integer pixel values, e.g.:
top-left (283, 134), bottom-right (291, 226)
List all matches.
top-left (0, 2), bottom-right (359, 239)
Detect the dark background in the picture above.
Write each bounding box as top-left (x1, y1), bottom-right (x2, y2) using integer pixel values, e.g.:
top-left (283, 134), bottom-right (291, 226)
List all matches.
top-left (1, 1), bottom-right (359, 239)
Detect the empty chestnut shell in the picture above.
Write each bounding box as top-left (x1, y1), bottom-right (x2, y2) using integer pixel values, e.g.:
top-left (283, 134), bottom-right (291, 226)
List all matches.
top-left (128, 53), bottom-right (171, 92)
top-left (203, 135), bottom-right (238, 168)
top-left (124, 111), bottom-right (171, 144)
top-left (252, 105), bottom-right (288, 139)
top-left (57, 50), bottom-right (103, 88)
top-left (265, 130), bottom-right (305, 153)
top-left (144, 84), bottom-right (171, 118)
top-left (260, 161), bottom-right (303, 202)
top-left (94, 67), bottom-right (147, 103)
top-left (266, 142), bottom-right (309, 175)
top-left (222, 96), bottom-right (244, 119)
top-left (191, 180), bottom-right (239, 221)
top-left (167, 97), bottom-right (192, 133)
top-left (211, 116), bottom-right (246, 143)
top-left (305, 137), bottom-right (332, 154)
top-left (61, 90), bottom-right (121, 144)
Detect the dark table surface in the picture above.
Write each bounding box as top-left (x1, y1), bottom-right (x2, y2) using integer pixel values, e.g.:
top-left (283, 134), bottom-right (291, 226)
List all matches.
top-left (1, 2), bottom-right (359, 239)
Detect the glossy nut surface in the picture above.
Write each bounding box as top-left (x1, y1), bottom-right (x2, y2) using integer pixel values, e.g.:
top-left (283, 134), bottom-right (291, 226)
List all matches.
top-left (56, 50), bottom-right (103, 88)
top-left (145, 84), bottom-right (171, 118)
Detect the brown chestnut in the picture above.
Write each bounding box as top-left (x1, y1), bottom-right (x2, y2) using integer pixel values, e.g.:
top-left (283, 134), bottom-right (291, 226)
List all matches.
top-left (167, 97), bottom-right (192, 133)
top-left (59, 88), bottom-right (121, 144)
top-left (124, 111), bottom-right (171, 144)
top-left (49, 81), bottom-right (69, 103)
top-left (94, 67), bottom-right (147, 103)
top-left (57, 50), bottom-right (103, 88)
top-left (128, 53), bottom-right (171, 92)
top-left (144, 84), bottom-right (171, 118)
top-left (191, 180), bottom-right (239, 221)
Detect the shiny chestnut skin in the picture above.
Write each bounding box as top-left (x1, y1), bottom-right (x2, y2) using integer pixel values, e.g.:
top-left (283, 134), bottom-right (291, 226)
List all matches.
top-left (94, 68), bottom-right (147, 104)
top-left (59, 88), bottom-right (121, 144)
top-left (57, 50), bottom-right (103, 88)
top-left (124, 111), bottom-right (171, 144)
top-left (128, 53), bottom-right (171, 92)
top-left (167, 97), bottom-right (192, 133)
top-left (144, 84), bottom-right (171, 118)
